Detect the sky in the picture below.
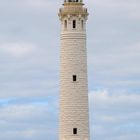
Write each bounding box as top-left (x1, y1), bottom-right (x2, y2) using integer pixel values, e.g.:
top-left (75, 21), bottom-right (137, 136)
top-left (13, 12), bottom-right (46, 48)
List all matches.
top-left (0, 0), bottom-right (140, 140)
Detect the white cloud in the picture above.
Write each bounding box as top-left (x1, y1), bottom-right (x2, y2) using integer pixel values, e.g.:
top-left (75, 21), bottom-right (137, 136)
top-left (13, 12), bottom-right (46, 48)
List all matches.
top-left (89, 92), bottom-right (94, 138)
top-left (0, 101), bottom-right (58, 140)
top-left (88, 40), bottom-right (140, 89)
top-left (92, 89), bottom-right (140, 112)
top-left (24, 0), bottom-right (55, 8)
top-left (90, 90), bottom-right (140, 140)
top-left (0, 43), bottom-right (37, 57)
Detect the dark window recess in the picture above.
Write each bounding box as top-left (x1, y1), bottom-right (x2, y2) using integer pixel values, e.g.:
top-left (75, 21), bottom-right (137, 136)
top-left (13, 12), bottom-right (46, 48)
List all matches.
top-left (73, 20), bottom-right (76, 28)
top-left (73, 128), bottom-right (77, 134)
top-left (73, 75), bottom-right (77, 81)
top-left (64, 20), bottom-right (67, 29)
top-left (81, 20), bottom-right (84, 29)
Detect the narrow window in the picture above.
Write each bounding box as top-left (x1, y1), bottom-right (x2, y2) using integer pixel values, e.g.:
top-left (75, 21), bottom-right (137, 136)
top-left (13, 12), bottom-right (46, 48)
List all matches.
top-left (73, 128), bottom-right (77, 134)
top-left (81, 20), bottom-right (84, 29)
top-left (73, 75), bottom-right (77, 81)
top-left (73, 20), bottom-right (76, 29)
top-left (64, 20), bottom-right (67, 29)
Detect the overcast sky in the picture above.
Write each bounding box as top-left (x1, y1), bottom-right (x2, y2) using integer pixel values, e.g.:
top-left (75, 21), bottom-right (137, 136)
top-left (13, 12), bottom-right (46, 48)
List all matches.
top-left (0, 0), bottom-right (140, 140)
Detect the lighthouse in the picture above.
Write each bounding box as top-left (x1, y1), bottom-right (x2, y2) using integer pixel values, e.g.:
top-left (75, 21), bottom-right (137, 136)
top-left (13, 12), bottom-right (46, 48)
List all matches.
top-left (58, 0), bottom-right (89, 140)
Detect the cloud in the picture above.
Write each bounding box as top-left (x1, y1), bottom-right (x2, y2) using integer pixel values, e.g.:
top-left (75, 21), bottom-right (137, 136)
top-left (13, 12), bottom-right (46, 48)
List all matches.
top-left (88, 41), bottom-right (140, 90)
top-left (0, 97), bottom-right (58, 140)
top-left (23, 0), bottom-right (58, 9)
top-left (89, 91), bottom-right (94, 139)
top-left (90, 90), bottom-right (140, 140)
top-left (0, 42), bottom-right (37, 57)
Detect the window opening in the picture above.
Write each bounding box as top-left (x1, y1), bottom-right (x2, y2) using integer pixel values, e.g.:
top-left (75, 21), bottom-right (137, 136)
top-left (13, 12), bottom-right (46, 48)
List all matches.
top-left (73, 20), bottom-right (76, 28)
top-left (73, 128), bottom-right (77, 134)
top-left (64, 20), bottom-right (67, 29)
top-left (81, 20), bottom-right (84, 29)
top-left (73, 75), bottom-right (77, 81)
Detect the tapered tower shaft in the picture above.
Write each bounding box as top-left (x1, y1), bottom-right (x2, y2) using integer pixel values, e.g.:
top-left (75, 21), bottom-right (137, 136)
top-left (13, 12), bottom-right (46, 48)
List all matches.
top-left (59, 1), bottom-right (89, 140)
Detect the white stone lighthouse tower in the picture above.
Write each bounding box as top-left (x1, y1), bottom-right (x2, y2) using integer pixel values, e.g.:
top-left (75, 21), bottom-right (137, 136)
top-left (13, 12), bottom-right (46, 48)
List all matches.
top-left (59, 0), bottom-right (89, 140)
